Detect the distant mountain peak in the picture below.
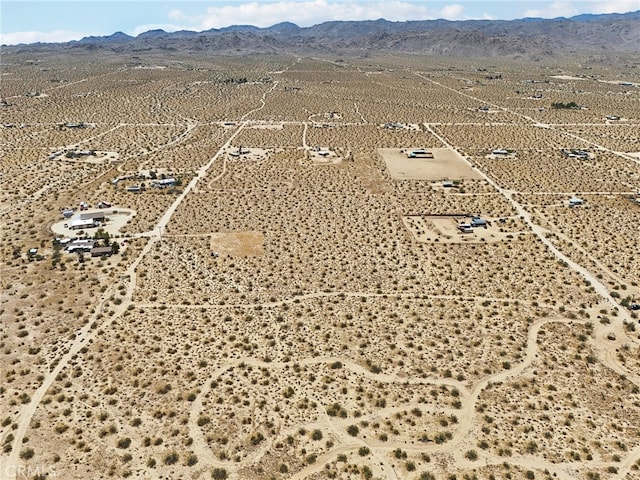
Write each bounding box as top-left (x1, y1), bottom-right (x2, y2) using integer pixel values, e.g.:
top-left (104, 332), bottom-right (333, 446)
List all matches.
top-left (4, 11), bottom-right (639, 56)
top-left (137, 29), bottom-right (167, 38)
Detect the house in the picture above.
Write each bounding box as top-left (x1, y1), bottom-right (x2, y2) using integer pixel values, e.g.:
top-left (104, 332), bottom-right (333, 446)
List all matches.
top-left (492, 149), bottom-right (509, 155)
top-left (151, 178), bottom-right (176, 188)
top-left (66, 239), bottom-right (96, 253)
top-left (69, 218), bottom-right (99, 230)
top-left (562, 149), bottom-right (589, 159)
top-left (229, 147), bottom-right (249, 157)
top-left (90, 246), bottom-right (113, 257)
top-left (407, 149), bottom-right (434, 159)
top-left (442, 181), bottom-right (455, 188)
top-left (150, 178), bottom-right (177, 189)
top-left (471, 217), bottom-right (488, 227)
top-left (569, 197), bottom-right (584, 207)
top-left (126, 185), bottom-right (142, 193)
top-left (80, 211), bottom-right (106, 222)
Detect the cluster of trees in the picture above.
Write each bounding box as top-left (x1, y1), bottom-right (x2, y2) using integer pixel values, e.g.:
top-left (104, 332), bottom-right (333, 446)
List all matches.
top-left (94, 229), bottom-right (120, 255)
top-left (551, 101), bottom-right (580, 109)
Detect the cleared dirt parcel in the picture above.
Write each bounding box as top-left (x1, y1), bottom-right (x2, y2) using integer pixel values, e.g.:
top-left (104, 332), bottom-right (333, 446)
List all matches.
top-left (379, 147), bottom-right (482, 180)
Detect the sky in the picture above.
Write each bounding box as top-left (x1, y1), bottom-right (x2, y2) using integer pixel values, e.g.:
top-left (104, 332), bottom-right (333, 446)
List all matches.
top-left (1, 0), bottom-right (638, 45)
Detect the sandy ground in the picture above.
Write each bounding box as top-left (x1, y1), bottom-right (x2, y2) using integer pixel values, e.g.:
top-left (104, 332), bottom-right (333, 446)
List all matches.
top-left (1, 53), bottom-right (639, 480)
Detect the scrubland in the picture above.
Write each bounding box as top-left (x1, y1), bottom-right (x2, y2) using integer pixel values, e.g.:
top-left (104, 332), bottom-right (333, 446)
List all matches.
top-left (1, 52), bottom-right (639, 480)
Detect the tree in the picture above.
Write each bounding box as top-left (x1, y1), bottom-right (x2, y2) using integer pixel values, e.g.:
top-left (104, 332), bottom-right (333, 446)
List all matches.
top-left (111, 241), bottom-right (120, 255)
top-left (51, 244), bottom-right (62, 269)
top-left (94, 228), bottom-right (110, 246)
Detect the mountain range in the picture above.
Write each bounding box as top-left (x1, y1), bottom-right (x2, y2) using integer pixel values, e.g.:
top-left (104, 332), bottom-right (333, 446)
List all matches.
top-left (5, 11), bottom-right (640, 58)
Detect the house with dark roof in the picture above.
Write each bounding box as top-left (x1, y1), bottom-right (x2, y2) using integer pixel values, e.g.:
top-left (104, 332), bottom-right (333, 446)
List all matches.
top-left (90, 246), bottom-right (113, 257)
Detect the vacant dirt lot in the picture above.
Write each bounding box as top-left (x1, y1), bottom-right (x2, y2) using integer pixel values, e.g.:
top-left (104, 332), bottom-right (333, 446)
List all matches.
top-left (379, 148), bottom-right (482, 180)
top-left (209, 231), bottom-right (265, 257)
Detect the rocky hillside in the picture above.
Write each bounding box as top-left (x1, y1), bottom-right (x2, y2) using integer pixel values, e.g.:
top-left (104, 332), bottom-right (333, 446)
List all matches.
top-left (5, 11), bottom-right (640, 58)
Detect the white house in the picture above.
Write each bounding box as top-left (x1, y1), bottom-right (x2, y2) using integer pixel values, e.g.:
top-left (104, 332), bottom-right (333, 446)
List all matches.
top-left (69, 218), bottom-right (99, 230)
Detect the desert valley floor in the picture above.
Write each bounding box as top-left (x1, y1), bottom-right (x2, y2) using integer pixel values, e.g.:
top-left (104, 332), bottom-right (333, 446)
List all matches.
top-left (1, 52), bottom-right (640, 480)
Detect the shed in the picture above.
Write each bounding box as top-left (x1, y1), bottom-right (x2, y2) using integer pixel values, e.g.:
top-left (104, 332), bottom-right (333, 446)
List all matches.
top-left (569, 197), bottom-right (584, 206)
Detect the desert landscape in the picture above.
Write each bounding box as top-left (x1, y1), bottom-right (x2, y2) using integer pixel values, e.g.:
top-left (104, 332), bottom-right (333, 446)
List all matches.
top-left (1, 40), bottom-right (639, 480)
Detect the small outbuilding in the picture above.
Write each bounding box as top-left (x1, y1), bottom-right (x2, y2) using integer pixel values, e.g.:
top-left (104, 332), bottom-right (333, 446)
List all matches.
top-left (569, 197), bottom-right (584, 207)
